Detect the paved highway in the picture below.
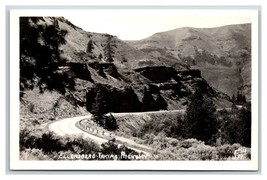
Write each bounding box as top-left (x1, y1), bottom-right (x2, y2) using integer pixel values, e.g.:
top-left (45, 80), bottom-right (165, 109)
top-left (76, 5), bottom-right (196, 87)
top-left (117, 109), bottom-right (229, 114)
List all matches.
top-left (49, 115), bottom-right (107, 144)
top-left (48, 114), bottom-right (151, 154)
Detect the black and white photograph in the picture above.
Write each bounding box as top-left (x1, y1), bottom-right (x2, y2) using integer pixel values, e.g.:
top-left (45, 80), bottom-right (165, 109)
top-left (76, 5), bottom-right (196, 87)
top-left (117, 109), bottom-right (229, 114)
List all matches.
top-left (9, 8), bottom-right (259, 170)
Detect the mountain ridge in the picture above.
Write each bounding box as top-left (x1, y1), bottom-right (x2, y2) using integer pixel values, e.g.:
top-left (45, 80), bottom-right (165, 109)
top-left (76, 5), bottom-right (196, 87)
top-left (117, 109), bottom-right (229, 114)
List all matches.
top-left (126, 23), bottom-right (251, 99)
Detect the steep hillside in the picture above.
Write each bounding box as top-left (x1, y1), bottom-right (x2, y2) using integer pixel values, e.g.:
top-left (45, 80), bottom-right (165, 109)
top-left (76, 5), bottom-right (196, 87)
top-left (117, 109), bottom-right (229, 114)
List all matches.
top-left (20, 16), bottom-right (232, 121)
top-left (51, 17), bottom-right (176, 70)
top-left (127, 24), bottom-right (251, 100)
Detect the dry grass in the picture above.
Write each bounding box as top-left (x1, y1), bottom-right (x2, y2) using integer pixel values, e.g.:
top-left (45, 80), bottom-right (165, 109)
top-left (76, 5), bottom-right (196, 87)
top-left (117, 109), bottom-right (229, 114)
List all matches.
top-left (112, 110), bottom-right (184, 137)
top-left (20, 88), bottom-right (88, 135)
top-left (195, 64), bottom-right (242, 97)
top-left (20, 149), bottom-right (52, 160)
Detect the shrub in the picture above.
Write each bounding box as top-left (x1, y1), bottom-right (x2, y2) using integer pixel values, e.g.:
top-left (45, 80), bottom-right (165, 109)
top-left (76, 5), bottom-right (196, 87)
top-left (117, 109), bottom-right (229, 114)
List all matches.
top-left (187, 144), bottom-right (217, 160)
top-left (143, 133), bottom-right (155, 145)
top-left (179, 138), bottom-right (202, 148)
top-left (216, 144), bottom-right (236, 160)
top-left (168, 138), bottom-right (179, 147)
top-left (245, 148), bottom-right (251, 159)
top-left (152, 132), bottom-right (168, 150)
top-left (100, 138), bottom-right (141, 160)
top-left (34, 132), bottom-right (65, 153)
top-left (20, 148), bottom-right (52, 160)
top-left (152, 143), bottom-right (217, 161)
top-left (63, 135), bottom-right (100, 154)
top-left (19, 129), bottom-right (38, 151)
top-left (137, 114), bottom-right (182, 139)
top-left (149, 138), bottom-right (249, 161)
top-left (20, 129), bottom-right (100, 160)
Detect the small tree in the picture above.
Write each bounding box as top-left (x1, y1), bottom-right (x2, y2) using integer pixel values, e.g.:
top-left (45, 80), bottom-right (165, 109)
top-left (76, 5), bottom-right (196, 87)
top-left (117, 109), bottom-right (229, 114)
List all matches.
top-left (86, 40), bottom-right (94, 53)
top-left (91, 86), bottom-right (107, 126)
top-left (220, 102), bottom-right (251, 147)
top-left (219, 113), bottom-right (239, 145)
top-left (237, 102), bottom-right (251, 147)
top-left (98, 53), bottom-right (103, 61)
top-left (86, 40), bottom-right (96, 59)
top-left (231, 101), bottom-right (238, 112)
top-left (236, 91), bottom-right (247, 105)
top-left (141, 87), bottom-right (154, 111)
top-left (20, 17), bottom-right (75, 96)
top-left (121, 56), bottom-right (127, 63)
top-left (104, 113), bottom-right (118, 131)
top-left (104, 36), bottom-right (116, 62)
top-left (232, 94), bottom-right (236, 102)
top-left (183, 88), bottom-right (217, 144)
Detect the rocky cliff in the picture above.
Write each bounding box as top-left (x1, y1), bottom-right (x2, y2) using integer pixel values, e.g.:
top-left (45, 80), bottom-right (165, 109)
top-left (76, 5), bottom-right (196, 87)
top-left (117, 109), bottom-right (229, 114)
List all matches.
top-left (20, 16), bottom-right (232, 116)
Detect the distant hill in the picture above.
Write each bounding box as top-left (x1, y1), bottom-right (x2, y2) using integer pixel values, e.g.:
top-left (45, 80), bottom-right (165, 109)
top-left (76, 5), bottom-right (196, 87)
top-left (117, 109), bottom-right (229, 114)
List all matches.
top-left (127, 24), bottom-right (251, 100)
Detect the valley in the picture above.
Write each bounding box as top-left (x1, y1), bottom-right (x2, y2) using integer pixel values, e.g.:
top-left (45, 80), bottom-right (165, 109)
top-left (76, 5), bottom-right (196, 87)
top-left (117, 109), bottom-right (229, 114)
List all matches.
top-left (19, 17), bottom-right (251, 161)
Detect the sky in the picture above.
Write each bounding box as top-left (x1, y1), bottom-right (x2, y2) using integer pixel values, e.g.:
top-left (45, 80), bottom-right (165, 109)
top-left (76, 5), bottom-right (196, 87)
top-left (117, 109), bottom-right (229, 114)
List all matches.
top-left (62, 9), bottom-right (253, 40)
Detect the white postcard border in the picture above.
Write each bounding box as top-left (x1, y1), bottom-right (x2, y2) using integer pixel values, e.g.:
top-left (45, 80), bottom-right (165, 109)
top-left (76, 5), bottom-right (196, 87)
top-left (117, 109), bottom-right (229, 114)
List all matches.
top-left (9, 8), bottom-right (259, 171)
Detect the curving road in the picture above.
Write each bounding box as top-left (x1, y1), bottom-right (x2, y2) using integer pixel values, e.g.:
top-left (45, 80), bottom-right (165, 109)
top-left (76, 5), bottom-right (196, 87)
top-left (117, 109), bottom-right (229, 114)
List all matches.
top-left (48, 108), bottom-right (233, 152)
top-left (48, 114), bottom-right (151, 154)
top-left (49, 115), bottom-right (107, 144)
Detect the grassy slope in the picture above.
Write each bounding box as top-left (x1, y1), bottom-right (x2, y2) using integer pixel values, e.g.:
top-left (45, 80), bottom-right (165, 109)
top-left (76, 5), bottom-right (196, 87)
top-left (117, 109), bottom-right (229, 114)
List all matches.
top-left (129, 24), bottom-right (250, 58)
top-left (112, 110), bottom-right (184, 137)
top-left (20, 88), bottom-right (88, 135)
top-left (193, 64), bottom-right (243, 97)
top-left (53, 17), bottom-right (164, 70)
